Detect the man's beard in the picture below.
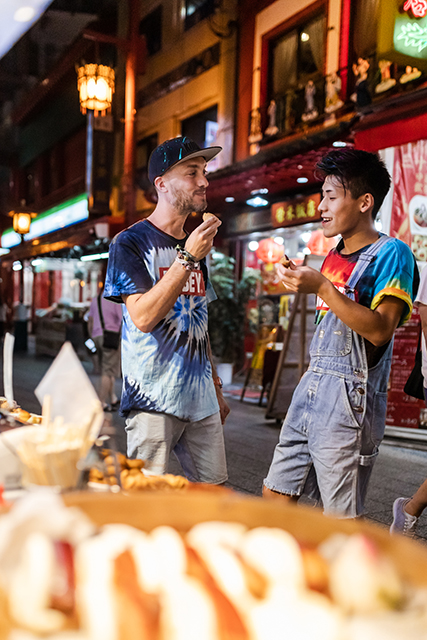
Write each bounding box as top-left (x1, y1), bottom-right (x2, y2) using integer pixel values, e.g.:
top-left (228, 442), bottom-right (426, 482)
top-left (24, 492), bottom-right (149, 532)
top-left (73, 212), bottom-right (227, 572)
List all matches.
top-left (170, 184), bottom-right (207, 215)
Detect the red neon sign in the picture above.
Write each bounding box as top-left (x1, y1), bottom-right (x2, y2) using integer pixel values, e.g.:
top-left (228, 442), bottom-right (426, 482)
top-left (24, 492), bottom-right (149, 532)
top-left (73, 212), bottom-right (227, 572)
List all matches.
top-left (404, 0), bottom-right (427, 18)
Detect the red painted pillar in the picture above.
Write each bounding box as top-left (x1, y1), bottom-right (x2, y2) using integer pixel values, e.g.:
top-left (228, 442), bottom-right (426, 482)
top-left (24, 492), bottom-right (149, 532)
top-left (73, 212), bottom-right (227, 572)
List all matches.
top-left (339, 0), bottom-right (352, 98)
top-left (123, 0), bottom-right (144, 226)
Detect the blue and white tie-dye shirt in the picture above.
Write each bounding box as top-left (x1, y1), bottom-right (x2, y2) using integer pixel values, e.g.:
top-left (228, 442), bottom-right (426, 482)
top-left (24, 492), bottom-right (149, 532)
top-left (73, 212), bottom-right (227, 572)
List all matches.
top-left (104, 219), bottom-right (219, 421)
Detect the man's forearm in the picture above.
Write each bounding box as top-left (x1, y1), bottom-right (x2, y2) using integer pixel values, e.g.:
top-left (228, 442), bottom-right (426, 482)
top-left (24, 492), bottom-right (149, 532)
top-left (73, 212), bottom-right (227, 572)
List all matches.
top-left (318, 279), bottom-right (404, 346)
top-left (207, 337), bottom-right (218, 379)
top-left (124, 261), bottom-right (190, 332)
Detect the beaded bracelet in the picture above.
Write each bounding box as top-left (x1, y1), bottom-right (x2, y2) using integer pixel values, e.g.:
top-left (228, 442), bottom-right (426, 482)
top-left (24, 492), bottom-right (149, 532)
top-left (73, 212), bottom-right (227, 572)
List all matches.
top-left (175, 252), bottom-right (200, 272)
top-left (175, 245), bottom-right (198, 263)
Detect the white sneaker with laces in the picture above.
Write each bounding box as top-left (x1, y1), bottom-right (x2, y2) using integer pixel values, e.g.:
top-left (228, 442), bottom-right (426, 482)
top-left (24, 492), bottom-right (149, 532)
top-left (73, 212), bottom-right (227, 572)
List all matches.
top-left (390, 497), bottom-right (418, 535)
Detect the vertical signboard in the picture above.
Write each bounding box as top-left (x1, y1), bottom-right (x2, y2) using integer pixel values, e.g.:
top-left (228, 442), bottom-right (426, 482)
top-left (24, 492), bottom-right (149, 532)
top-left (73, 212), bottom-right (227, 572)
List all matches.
top-left (390, 140), bottom-right (427, 254)
top-left (89, 115), bottom-right (114, 215)
top-left (387, 309), bottom-right (424, 428)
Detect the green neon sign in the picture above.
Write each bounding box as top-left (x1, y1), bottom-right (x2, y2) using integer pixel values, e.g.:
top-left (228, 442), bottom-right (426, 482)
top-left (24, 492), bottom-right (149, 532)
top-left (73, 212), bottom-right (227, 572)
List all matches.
top-left (394, 15), bottom-right (427, 58)
top-left (1, 193), bottom-right (89, 249)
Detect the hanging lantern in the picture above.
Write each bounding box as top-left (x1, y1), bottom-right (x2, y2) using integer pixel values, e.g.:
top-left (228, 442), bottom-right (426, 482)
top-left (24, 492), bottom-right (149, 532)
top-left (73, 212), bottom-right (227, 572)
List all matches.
top-left (12, 211), bottom-right (33, 236)
top-left (77, 63), bottom-right (115, 116)
top-left (306, 229), bottom-right (339, 255)
top-left (256, 238), bottom-right (284, 263)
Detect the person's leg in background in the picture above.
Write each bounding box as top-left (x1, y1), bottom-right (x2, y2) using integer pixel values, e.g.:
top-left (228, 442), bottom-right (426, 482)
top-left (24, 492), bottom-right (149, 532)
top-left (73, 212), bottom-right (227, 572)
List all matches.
top-left (100, 346), bottom-right (121, 411)
top-left (390, 386), bottom-right (427, 535)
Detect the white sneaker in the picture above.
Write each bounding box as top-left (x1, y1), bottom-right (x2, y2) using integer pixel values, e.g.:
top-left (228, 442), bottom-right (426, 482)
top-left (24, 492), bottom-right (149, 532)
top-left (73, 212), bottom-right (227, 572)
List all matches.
top-left (390, 497), bottom-right (418, 536)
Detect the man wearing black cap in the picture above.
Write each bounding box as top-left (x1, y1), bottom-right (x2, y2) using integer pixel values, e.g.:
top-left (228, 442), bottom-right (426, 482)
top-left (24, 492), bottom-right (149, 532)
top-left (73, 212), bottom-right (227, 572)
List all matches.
top-left (104, 136), bottom-right (229, 483)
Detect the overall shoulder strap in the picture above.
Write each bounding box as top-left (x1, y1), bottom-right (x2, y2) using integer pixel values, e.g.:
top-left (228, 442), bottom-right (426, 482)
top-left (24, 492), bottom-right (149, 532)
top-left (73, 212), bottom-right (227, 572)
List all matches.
top-left (346, 234), bottom-right (392, 291)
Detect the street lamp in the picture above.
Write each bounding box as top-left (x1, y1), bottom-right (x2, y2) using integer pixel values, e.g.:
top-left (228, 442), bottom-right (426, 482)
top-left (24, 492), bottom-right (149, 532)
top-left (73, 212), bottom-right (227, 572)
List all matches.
top-left (12, 211), bottom-right (32, 238)
top-left (77, 63), bottom-right (115, 117)
top-left (9, 205), bottom-right (35, 305)
top-left (76, 0), bottom-right (145, 224)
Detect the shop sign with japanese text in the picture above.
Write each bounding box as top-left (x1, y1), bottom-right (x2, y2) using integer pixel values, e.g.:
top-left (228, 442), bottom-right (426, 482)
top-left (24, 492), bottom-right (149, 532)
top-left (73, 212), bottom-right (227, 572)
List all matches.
top-left (271, 193), bottom-right (321, 228)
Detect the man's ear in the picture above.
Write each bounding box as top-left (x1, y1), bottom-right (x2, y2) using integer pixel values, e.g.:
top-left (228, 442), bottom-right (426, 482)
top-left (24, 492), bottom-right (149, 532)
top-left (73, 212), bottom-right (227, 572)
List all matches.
top-left (154, 175), bottom-right (168, 193)
top-left (360, 193), bottom-right (374, 214)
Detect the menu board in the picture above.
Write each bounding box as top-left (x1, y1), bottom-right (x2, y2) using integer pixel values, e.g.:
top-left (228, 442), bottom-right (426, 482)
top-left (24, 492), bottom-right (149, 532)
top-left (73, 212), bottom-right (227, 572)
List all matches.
top-left (386, 309), bottom-right (424, 428)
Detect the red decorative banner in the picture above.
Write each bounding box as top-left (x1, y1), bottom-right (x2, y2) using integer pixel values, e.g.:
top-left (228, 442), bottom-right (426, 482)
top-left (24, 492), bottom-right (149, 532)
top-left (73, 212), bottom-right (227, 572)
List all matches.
top-left (391, 140), bottom-right (427, 257)
top-left (387, 309), bottom-right (424, 429)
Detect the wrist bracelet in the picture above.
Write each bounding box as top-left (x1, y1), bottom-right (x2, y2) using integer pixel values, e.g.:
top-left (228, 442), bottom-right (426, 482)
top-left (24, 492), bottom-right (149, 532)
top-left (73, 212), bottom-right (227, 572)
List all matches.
top-left (175, 255), bottom-right (200, 272)
top-left (175, 244), bottom-right (198, 263)
top-left (213, 376), bottom-right (223, 389)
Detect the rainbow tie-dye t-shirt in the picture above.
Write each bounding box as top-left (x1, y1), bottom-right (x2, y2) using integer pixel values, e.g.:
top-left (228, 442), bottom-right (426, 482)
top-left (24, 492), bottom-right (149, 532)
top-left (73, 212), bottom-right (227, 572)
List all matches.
top-left (104, 219), bottom-right (219, 421)
top-left (315, 236), bottom-right (418, 326)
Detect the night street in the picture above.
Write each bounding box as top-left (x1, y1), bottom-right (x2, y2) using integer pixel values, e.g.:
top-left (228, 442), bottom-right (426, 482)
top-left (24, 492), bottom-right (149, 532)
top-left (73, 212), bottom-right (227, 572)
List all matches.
top-left (2, 0), bottom-right (427, 635)
top-left (6, 338), bottom-right (427, 542)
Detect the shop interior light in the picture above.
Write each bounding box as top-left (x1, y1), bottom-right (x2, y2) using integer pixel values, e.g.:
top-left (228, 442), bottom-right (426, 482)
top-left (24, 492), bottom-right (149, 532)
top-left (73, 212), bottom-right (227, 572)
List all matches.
top-left (301, 231), bottom-right (312, 243)
top-left (301, 32), bottom-right (310, 41)
top-left (248, 240), bottom-right (259, 251)
top-left (12, 261), bottom-right (22, 271)
top-left (251, 188), bottom-right (269, 195)
top-left (273, 236), bottom-right (284, 245)
top-left (225, 196), bottom-right (235, 203)
top-left (0, 249), bottom-right (9, 256)
top-left (77, 63), bottom-right (115, 117)
top-left (80, 251), bottom-right (109, 262)
top-left (303, 247), bottom-right (311, 255)
top-left (246, 196), bottom-right (269, 207)
top-left (297, 177), bottom-right (308, 184)
top-left (332, 141), bottom-right (347, 147)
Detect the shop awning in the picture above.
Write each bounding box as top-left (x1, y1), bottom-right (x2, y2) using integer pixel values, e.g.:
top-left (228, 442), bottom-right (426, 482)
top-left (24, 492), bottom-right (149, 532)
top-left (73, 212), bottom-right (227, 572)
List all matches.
top-left (206, 115), bottom-right (356, 212)
top-left (353, 84), bottom-right (427, 152)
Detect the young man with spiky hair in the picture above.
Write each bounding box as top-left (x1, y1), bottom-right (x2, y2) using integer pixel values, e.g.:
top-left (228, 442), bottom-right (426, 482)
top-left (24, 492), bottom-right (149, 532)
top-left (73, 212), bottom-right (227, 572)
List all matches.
top-left (264, 148), bottom-right (419, 518)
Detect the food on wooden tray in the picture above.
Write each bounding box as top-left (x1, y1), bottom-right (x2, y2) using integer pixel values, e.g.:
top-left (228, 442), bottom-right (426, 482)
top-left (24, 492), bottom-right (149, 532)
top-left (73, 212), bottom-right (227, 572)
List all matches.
top-left (121, 471), bottom-right (189, 491)
top-left (0, 492), bottom-right (426, 640)
top-left (0, 398), bottom-right (42, 425)
top-left (89, 450), bottom-right (190, 491)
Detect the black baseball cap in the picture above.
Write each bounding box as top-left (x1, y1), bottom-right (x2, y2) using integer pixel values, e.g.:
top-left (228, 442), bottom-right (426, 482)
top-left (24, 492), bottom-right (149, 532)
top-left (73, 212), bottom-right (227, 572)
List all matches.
top-left (148, 136), bottom-right (222, 183)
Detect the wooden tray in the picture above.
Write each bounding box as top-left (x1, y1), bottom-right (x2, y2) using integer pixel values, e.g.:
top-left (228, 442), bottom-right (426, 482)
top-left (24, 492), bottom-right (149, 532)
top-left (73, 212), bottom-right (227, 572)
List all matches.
top-left (63, 490), bottom-right (427, 588)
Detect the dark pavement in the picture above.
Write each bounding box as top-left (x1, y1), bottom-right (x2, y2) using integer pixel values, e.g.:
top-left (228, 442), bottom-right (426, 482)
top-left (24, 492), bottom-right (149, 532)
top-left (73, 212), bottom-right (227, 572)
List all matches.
top-left (5, 337), bottom-right (427, 542)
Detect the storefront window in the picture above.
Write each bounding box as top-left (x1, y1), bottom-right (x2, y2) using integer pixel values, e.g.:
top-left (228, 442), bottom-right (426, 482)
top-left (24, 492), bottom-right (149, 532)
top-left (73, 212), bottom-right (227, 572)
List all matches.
top-left (241, 222), bottom-right (338, 329)
top-left (268, 12), bottom-right (326, 131)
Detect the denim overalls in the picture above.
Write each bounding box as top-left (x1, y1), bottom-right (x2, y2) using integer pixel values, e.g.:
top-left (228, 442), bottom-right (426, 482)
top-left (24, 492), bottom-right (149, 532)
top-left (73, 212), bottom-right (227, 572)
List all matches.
top-left (264, 235), bottom-right (393, 518)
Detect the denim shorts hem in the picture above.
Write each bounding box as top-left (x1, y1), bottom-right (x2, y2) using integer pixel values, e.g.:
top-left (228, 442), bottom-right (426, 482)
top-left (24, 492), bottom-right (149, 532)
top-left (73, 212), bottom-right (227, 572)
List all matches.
top-left (263, 480), bottom-right (300, 497)
top-left (209, 475), bottom-right (228, 485)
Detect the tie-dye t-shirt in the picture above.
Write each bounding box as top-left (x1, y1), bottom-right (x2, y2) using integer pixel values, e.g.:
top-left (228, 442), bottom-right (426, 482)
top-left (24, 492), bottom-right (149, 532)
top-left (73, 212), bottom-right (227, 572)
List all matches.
top-left (104, 219), bottom-right (219, 421)
top-left (315, 236), bottom-right (418, 326)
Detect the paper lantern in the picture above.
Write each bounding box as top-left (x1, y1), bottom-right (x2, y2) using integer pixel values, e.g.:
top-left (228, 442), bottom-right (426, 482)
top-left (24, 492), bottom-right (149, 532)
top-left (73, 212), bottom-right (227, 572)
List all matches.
top-left (256, 238), bottom-right (284, 263)
top-left (77, 63), bottom-right (115, 116)
top-left (307, 229), bottom-right (339, 255)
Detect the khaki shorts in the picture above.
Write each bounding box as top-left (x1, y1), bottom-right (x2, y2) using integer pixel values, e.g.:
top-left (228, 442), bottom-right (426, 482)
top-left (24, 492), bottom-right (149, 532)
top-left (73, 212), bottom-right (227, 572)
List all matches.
top-left (93, 336), bottom-right (121, 378)
top-left (125, 410), bottom-right (228, 484)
